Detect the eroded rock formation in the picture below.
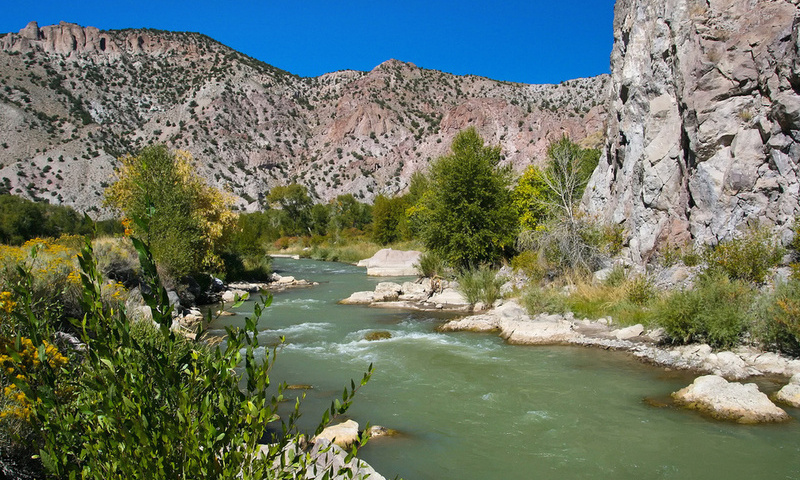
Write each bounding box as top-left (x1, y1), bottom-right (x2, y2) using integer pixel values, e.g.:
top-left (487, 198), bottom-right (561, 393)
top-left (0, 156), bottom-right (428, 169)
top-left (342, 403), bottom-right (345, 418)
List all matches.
top-left (585, 0), bottom-right (800, 261)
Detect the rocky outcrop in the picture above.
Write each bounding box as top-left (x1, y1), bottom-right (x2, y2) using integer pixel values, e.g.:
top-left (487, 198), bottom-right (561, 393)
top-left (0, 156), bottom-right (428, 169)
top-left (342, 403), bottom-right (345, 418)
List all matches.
top-left (356, 249), bottom-right (422, 276)
top-left (441, 301), bottom-right (800, 379)
top-left (340, 280), bottom-right (471, 311)
top-left (585, 0), bottom-right (800, 261)
top-left (672, 375), bottom-right (790, 423)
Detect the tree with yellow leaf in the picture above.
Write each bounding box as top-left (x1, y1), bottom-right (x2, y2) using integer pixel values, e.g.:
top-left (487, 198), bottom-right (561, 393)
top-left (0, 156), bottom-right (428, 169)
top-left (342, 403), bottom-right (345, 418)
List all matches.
top-left (105, 145), bottom-right (237, 277)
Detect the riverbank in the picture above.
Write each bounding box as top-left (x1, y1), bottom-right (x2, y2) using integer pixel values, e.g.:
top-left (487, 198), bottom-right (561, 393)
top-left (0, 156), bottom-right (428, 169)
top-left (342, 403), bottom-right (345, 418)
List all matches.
top-left (438, 299), bottom-right (800, 381)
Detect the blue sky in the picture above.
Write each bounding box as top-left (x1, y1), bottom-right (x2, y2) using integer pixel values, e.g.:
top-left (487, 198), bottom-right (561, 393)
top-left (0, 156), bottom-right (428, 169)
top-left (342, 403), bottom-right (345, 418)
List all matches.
top-left (1, 1), bottom-right (615, 85)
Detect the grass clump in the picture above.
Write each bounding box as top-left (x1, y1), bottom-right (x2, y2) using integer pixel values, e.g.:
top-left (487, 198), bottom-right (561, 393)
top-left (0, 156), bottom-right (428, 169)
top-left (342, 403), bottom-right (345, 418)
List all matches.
top-left (754, 279), bottom-right (800, 356)
top-left (457, 266), bottom-right (504, 306)
top-left (417, 251), bottom-right (448, 278)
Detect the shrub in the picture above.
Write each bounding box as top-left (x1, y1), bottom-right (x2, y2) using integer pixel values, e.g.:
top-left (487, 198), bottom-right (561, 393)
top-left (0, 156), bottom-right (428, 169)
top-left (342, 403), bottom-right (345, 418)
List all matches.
top-left (704, 225), bottom-right (784, 283)
top-left (457, 265), bottom-right (504, 305)
top-left (510, 250), bottom-right (546, 282)
top-left (626, 275), bottom-right (656, 306)
top-left (416, 251), bottom-right (448, 278)
top-left (602, 264), bottom-right (628, 288)
top-left (0, 233), bottom-right (371, 478)
top-left (652, 272), bottom-right (753, 348)
top-left (754, 279), bottom-right (800, 356)
top-left (523, 286), bottom-right (567, 315)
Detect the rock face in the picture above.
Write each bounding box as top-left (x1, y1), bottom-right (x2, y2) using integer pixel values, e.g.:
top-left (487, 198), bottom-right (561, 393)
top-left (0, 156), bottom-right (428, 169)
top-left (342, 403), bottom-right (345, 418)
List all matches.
top-left (357, 249), bottom-right (422, 276)
top-left (672, 375), bottom-right (790, 423)
top-left (585, 0), bottom-right (800, 261)
top-left (0, 22), bottom-right (607, 214)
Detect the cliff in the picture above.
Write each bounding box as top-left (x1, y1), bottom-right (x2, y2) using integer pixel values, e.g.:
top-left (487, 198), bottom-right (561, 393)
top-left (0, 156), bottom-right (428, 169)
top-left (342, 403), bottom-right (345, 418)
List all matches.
top-left (585, 0), bottom-right (800, 261)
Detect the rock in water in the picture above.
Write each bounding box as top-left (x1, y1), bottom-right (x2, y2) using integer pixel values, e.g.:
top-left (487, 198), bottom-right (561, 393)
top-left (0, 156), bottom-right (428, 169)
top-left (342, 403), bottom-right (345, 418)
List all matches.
top-left (312, 420), bottom-right (360, 448)
top-left (672, 375), bottom-right (789, 424)
top-left (776, 373), bottom-right (800, 408)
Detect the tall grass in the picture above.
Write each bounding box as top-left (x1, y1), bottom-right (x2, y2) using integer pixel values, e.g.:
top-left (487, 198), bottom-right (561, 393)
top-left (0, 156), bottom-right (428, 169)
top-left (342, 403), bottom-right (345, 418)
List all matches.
top-left (457, 266), bottom-right (504, 305)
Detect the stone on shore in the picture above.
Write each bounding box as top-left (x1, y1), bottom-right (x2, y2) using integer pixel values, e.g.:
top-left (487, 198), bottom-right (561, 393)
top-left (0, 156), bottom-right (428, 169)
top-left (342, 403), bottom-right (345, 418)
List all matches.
top-left (672, 375), bottom-right (789, 424)
top-left (357, 249), bottom-right (422, 276)
top-left (499, 315), bottom-right (576, 345)
top-left (312, 420), bottom-right (360, 448)
top-left (776, 374), bottom-right (800, 408)
top-left (612, 324), bottom-right (644, 340)
top-left (340, 291), bottom-right (375, 305)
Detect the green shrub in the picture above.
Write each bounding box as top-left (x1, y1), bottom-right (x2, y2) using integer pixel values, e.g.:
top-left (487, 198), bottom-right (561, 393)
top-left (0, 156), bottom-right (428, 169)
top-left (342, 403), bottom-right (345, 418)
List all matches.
top-left (681, 248), bottom-right (702, 267)
top-left (602, 264), bottom-right (628, 288)
top-left (704, 225), bottom-right (784, 283)
top-left (652, 272), bottom-right (753, 348)
top-left (457, 265), bottom-right (504, 305)
top-left (510, 250), bottom-right (545, 282)
top-left (416, 251), bottom-right (448, 278)
top-left (523, 286), bottom-right (567, 315)
top-left (626, 275), bottom-right (656, 306)
top-left (0, 233), bottom-right (371, 478)
top-left (754, 279), bottom-right (800, 356)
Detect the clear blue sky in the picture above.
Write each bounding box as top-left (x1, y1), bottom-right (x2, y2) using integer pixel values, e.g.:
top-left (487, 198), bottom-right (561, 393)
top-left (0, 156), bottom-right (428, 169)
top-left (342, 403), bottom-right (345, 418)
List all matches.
top-left (1, 0), bottom-right (615, 85)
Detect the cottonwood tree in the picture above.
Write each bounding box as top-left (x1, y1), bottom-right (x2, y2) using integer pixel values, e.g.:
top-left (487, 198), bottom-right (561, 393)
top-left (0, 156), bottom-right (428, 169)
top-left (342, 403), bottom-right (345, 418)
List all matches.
top-left (104, 144), bottom-right (237, 277)
top-left (412, 128), bottom-right (517, 269)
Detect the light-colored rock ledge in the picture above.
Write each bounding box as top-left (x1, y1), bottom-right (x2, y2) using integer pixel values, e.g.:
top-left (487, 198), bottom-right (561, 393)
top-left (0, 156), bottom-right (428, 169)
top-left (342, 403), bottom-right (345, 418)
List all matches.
top-left (440, 300), bottom-right (800, 381)
top-left (672, 375), bottom-right (789, 424)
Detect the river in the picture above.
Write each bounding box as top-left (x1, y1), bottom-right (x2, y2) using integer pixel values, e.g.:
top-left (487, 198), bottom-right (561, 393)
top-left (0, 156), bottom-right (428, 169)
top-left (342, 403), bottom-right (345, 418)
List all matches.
top-left (208, 257), bottom-right (800, 479)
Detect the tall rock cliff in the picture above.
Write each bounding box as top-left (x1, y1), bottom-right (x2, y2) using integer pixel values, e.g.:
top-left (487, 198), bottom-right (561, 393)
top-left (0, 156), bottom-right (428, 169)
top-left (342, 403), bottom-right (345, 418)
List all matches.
top-left (585, 0), bottom-right (800, 261)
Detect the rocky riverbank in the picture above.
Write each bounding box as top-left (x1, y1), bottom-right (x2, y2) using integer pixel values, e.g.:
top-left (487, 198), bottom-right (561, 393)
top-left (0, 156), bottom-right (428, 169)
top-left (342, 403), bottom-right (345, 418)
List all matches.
top-left (438, 299), bottom-right (800, 423)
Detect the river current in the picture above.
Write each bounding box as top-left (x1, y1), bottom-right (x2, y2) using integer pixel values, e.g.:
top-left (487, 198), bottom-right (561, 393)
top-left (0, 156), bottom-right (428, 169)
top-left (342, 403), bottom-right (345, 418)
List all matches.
top-left (209, 257), bottom-right (800, 480)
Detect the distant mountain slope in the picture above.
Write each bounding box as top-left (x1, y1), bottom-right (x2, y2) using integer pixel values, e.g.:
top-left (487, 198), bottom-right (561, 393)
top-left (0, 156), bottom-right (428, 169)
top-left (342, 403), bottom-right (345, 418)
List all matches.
top-left (0, 21), bottom-right (608, 214)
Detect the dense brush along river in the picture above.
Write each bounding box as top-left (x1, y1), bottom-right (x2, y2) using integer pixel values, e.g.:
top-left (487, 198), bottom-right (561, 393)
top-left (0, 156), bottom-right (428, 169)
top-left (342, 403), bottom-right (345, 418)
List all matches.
top-left (208, 258), bottom-right (800, 479)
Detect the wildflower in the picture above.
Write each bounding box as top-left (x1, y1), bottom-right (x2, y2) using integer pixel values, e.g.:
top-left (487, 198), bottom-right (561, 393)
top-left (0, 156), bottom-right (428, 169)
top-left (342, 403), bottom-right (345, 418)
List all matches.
top-left (0, 291), bottom-right (15, 314)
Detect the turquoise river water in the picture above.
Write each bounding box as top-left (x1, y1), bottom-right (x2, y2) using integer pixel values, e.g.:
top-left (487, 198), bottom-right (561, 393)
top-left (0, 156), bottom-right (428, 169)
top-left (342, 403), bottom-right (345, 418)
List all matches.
top-left (208, 257), bottom-right (800, 479)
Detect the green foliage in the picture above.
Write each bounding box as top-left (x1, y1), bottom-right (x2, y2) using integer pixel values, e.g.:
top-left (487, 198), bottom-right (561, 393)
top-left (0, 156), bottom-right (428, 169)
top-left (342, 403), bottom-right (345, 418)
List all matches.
top-left (416, 251), bottom-right (448, 278)
top-left (652, 272), bottom-right (753, 348)
top-left (412, 128), bottom-right (518, 269)
top-left (510, 250), bottom-right (545, 282)
top-left (522, 286), bottom-right (567, 315)
top-left (754, 279), bottom-right (800, 356)
top-left (603, 264), bottom-right (628, 288)
top-left (266, 183), bottom-right (313, 236)
top-left (514, 137), bottom-right (605, 276)
top-left (704, 225), bottom-right (784, 284)
top-left (105, 145), bottom-right (237, 278)
top-left (512, 165), bottom-right (549, 231)
top-left (625, 275), bottom-right (656, 306)
top-left (329, 194), bottom-right (372, 233)
top-left (1, 231), bottom-right (371, 478)
top-left (457, 266), bottom-right (504, 305)
top-left (0, 194), bottom-right (93, 245)
top-left (371, 195), bottom-right (409, 245)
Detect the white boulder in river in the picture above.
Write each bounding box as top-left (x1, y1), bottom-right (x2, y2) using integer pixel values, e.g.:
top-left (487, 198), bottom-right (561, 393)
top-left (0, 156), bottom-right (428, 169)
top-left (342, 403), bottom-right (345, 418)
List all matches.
top-left (357, 249), bottom-right (422, 276)
top-left (672, 375), bottom-right (789, 424)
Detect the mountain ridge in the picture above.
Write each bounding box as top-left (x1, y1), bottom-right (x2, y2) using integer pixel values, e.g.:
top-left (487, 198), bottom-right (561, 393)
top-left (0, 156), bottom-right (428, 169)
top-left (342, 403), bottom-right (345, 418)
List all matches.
top-left (0, 21), bottom-right (608, 215)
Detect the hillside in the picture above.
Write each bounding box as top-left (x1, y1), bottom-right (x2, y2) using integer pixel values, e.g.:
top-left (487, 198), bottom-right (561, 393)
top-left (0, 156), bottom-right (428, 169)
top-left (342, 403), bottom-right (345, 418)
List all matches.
top-left (0, 21), bottom-right (607, 214)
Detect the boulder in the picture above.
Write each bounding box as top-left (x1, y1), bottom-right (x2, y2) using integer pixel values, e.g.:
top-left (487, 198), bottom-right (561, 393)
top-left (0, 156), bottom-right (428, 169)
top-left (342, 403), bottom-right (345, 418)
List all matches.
top-left (221, 289), bottom-right (248, 304)
top-left (306, 439), bottom-right (386, 480)
top-left (612, 324), bottom-right (644, 340)
top-left (339, 291), bottom-right (375, 305)
top-left (312, 420), bottom-right (360, 449)
top-left (373, 282), bottom-right (402, 302)
top-left (776, 374), bottom-right (800, 408)
top-left (398, 281), bottom-right (429, 301)
top-left (427, 288), bottom-right (469, 307)
top-left (672, 375), bottom-right (789, 424)
top-left (499, 316), bottom-right (577, 345)
top-left (358, 249), bottom-right (422, 276)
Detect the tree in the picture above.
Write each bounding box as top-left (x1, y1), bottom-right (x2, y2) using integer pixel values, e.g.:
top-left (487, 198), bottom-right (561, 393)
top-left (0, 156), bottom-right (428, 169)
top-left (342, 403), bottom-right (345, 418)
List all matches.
top-left (371, 195), bottom-right (408, 245)
top-left (265, 184), bottom-right (313, 236)
top-left (104, 145), bottom-right (237, 277)
top-left (329, 194), bottom-right (372, 234)
top-left (412, 128), bottom-right (517, 269)
top-left (538, 135), bottom-right (599, 222)
top-left (515, 136), bottom-right (603, 273)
